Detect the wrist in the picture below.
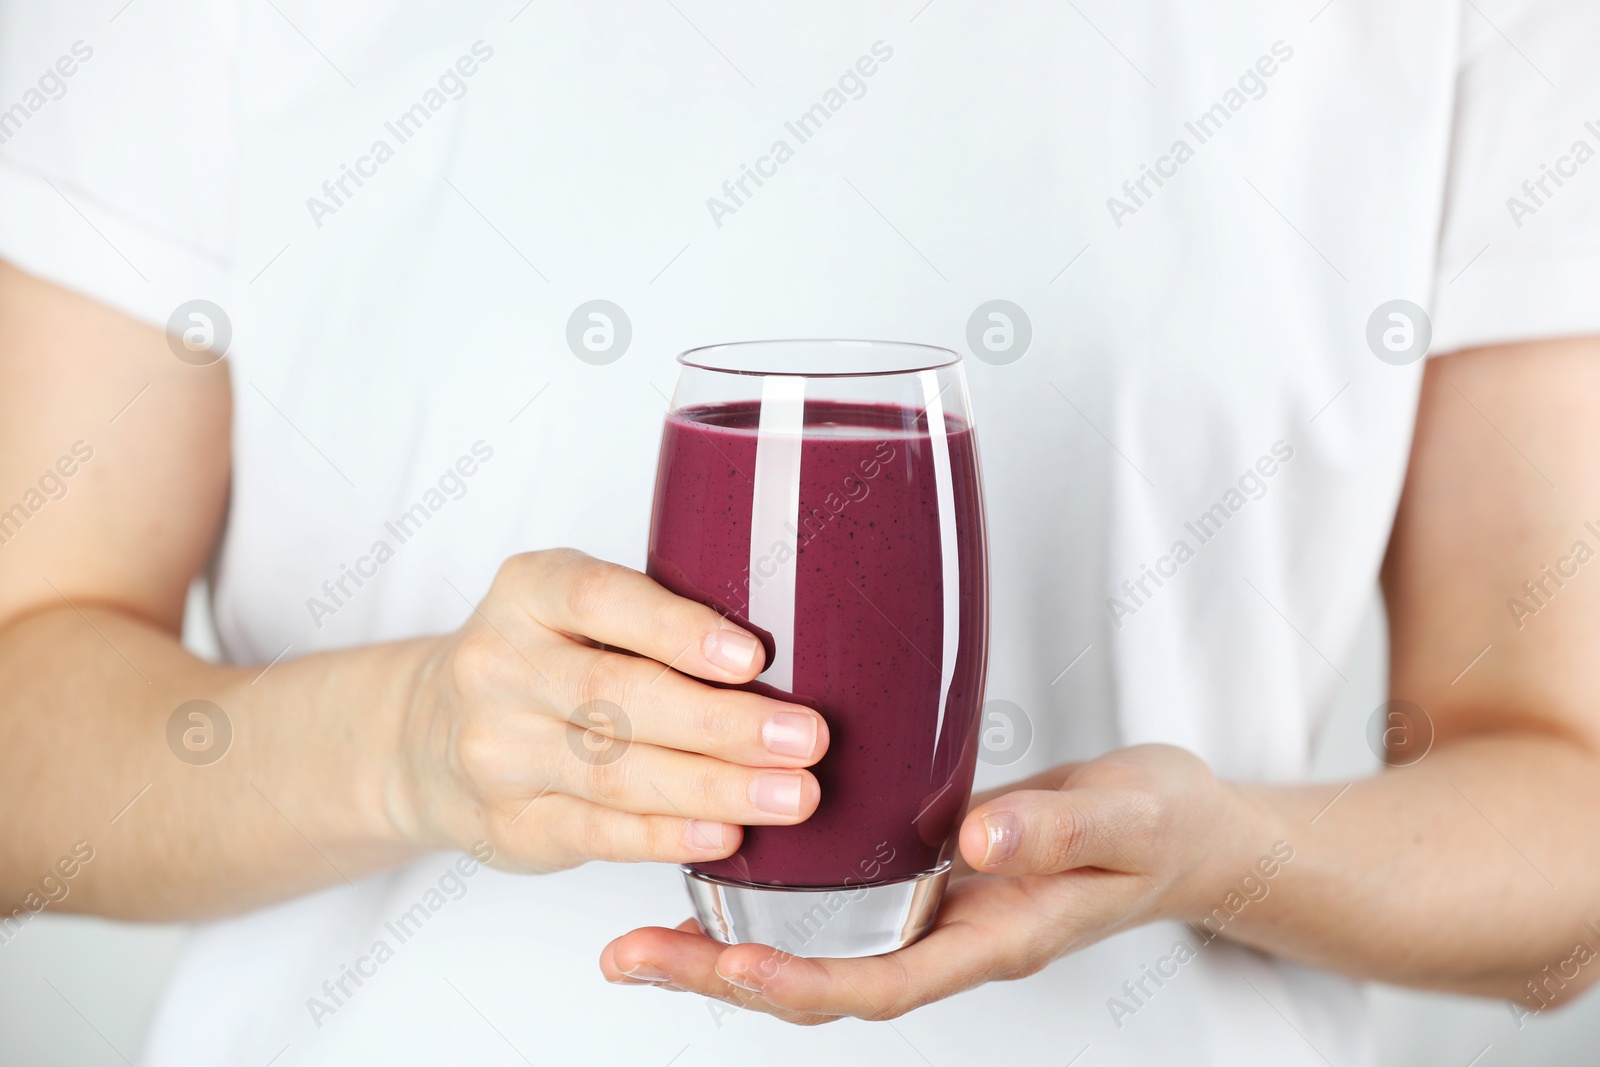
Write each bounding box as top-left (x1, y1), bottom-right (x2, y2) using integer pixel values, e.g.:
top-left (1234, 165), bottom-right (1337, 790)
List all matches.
top-left (377, 635), bottom-right (454, 853)
top-left (1168, 777), bottom-right (1291, 926)
top-left (207, 636), bottom-right (433, 873)
top-left (282, 636), bottom-right (437, 854)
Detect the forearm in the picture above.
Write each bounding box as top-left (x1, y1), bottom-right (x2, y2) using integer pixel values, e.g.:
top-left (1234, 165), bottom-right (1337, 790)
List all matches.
top-left (0, 604), bottom-right (426, 920)
top-left (1216, 731), bottom-right (1600, 1004)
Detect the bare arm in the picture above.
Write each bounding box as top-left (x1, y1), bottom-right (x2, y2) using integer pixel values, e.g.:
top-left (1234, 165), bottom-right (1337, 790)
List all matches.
top-left (1225, 335), bottom-right (1600, 1005)
top-left (0, 259), bottom-right (427, 917)
top-left (0, 260), bottom-right (829, 921)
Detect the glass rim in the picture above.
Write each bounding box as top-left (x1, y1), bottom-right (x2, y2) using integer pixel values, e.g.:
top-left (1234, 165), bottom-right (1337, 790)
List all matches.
top-left (676, 338), bottom-right (961, 378)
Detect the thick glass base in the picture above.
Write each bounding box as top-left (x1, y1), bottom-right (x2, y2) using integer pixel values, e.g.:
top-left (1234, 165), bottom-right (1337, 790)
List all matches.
top-left (681, 862), bottom-right (951, 959)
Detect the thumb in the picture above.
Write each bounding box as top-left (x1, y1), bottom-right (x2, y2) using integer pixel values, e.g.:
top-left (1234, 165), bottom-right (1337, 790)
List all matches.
top-left (959, 787), bottom-right (1140, 876)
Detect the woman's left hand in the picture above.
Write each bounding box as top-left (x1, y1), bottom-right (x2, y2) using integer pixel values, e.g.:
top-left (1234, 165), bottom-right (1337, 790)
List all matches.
top-left (600, 743), bottom-right (1269, 1024)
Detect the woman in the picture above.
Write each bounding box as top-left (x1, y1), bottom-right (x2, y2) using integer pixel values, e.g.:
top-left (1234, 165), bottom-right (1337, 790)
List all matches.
top-left (1, 1), bottom-right (1597, 1063)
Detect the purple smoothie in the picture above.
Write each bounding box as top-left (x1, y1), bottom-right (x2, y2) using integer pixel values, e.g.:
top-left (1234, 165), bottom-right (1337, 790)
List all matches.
top-left (647, 399), bottom-right (987, 888)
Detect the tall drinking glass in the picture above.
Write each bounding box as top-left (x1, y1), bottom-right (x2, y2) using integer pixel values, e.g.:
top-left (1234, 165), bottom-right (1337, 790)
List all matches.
top-left (647, 340), bottom-right (989, 958)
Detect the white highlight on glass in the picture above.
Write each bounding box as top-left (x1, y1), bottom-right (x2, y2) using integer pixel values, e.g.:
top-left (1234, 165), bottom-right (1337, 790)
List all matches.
top-left (920, 369), bottom-right (961, 760)
top-left (747, 374), bottom-right (806, 692)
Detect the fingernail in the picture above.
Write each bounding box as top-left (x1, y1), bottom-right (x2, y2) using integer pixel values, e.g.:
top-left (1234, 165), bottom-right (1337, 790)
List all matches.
top-left (683, 819), bottom-right (729, 852)
top-left (761, 711), bottom-right (818, 759)
top-left (982, 812), bottom-right (1021, 867)
top-left (704, 629), bottom-right (760, 674)
top-left (749, 772), bottom-right (803, 816)
top-left (622, 964), bottom-right (671, 983)
top-left (716, 966), bottom-right (766, 993)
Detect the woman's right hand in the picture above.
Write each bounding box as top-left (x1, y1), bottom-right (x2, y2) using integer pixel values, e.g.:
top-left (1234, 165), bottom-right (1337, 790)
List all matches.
top-left (384, 548), bottom-right (829, 872)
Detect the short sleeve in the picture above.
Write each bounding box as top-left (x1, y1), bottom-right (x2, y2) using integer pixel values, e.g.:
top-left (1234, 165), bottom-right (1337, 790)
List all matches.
top-left (1431, 0), bottom-right (1600, 354)
top-left (0, 0), bottom-right (239, 331)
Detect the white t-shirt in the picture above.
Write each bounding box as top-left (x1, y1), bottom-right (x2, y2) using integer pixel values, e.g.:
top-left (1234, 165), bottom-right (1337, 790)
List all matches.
top-left (4, 1), bottom-right (1599, 1063)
